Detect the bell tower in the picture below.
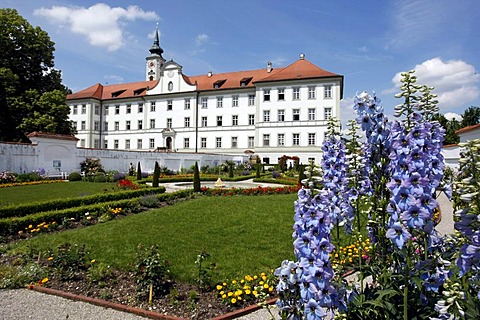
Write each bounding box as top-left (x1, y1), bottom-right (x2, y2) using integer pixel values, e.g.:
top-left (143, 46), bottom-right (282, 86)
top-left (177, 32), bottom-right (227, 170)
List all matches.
top-left (146, 25), bottom-right (165, 81)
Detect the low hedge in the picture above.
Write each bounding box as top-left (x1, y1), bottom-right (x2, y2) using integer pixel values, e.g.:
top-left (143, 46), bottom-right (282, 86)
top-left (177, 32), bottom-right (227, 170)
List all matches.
top-left (0, 186), bottom-right (166, 219)
top-left (252, 178), bottom-right (299, 186)
top-left (0, 189), bottom-right (193, 237)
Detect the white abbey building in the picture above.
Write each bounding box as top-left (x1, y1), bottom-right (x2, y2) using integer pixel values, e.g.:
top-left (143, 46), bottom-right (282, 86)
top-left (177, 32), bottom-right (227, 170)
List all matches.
top-left (67, 29), bottom-right (344, 165)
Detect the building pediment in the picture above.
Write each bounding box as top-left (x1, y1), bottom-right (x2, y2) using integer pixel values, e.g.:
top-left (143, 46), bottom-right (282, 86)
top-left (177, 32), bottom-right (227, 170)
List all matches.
top-left (147, 59), bottom-right (196, 95)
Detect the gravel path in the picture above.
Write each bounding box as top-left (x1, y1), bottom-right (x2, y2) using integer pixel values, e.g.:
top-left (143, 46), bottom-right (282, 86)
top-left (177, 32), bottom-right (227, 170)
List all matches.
top-left (0, 289), bottom-right (147, 320)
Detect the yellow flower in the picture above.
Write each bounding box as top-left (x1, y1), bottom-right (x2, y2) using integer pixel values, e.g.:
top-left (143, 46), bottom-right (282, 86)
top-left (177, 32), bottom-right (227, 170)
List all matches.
top-left (91, 259), bottom-right (96, 263)
top-left (235, 290), bottom-right (242, 296)
top-left (223, 282), bottom-right (227, 286)
top-left (222, 294), bottom-right (226, 299)
top-left (259, 281), bottom-right (264, 285)
top-left (231, 298), bottom-right (237, 304)
top-left (240, 279), bottom-right (245, 284)
top-left (245, 289), bottom-right (251, 295)
top-left (253, 275), bottom-right (258, 280)
top-left (41, 278), bottom-right (48, 283)
top-left (48, 257), bottom-right (54, 261)
top-left (216, 285), bottom-right (223, 290)
top-left (220, 291), bottom-right (224, 295)
top-left (232, 280), bottom-right (237, 284)
top-left (253, 290), bottom-right (258, 297)
top-left (268, 287), bottom-right (273, 292)
top-left (227, 292), bottom-right (233, 297)
top-left (263, 283), bottom-right (269, 289)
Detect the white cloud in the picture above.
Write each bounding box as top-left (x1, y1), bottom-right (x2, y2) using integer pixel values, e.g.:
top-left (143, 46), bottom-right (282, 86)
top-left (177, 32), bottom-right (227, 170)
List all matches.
top-left (103, 74), bottom-right (124, 83)
top-left (444, 112), bottom-right (462, 121)
top-left (340, 96), bottom-right (356, 124)
top-left (390, 58), bottom-right (480, 110)
top-left (34, 3), bottom-right (158, 51)
top-left (195, 33), bottom-right (209, 46)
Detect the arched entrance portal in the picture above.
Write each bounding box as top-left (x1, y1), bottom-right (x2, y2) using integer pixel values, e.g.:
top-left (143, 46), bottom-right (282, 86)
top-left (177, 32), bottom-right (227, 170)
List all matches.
top-left (166, 137), bottom-right (172, 151)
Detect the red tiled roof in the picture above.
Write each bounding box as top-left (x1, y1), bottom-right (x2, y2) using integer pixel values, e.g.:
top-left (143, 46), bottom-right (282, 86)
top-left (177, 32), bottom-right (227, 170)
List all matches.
top-left (67, 58), bottom-right (342, 100)
top-left (455, 123), bottom-right (480, 135)
top-left (27, 132), bottom-right (79, 141)
top-left (67, 80), bottom-right (159, 100)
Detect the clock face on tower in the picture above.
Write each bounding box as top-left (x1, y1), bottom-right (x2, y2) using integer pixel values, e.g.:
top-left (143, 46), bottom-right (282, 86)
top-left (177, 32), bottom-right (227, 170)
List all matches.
top-left (148, 61), bottom-right (155, 68)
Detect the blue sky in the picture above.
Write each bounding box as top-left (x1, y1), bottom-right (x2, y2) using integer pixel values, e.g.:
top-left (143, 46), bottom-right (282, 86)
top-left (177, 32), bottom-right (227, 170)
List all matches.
top-left (4, 0), bottom-right (480, 123)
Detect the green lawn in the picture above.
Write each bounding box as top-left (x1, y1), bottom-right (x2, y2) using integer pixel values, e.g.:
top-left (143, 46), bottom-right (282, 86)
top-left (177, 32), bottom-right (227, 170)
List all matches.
top-left (0, 182), bottom-right (117, 206)
top-left (8, 194), bottom-right (297, 282)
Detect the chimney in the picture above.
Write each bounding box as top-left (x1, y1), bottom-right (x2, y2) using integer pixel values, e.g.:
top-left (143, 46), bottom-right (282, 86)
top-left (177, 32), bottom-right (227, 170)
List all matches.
top-left (267, 61), bottom-right (273, 73)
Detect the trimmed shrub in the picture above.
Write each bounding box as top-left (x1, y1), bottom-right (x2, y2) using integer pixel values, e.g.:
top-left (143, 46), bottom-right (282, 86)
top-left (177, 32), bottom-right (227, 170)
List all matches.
top-left (136, 162), bottom-right (142, 181)
top-left (68, 172), bottom-right (82, 181)
top-left (193, 162), bottom-right (201, 192)
top-left (93, 172), bottom-right (107, 183)
top-left (152, 161), bottom-right (160, 188)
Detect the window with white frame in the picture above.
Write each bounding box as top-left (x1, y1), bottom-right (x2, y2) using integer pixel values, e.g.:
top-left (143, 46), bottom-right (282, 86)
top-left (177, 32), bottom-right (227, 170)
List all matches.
top-left (231, 136), bottom-right (238, 148)
top-left (113, 140), bottom-right (118, 149)
top-left (126, 104), bottom-right (131, 114)
top-left (80, 139), bottom-right (86, 147)
top-left (115, 105), bottom-right (120, 114)
top-left (278, 110), bottom-right (285, 122)
top-left (137, 139), bottom-right (142, 149)
top-left (324, 107), bottom-right (332, 120)
top-left (263, 89), bottom-right (271, 101)
top-left (114, 121), bottom-right (119, 131)
top-left (150, 101), bottom-right (156, 112)
top-left (217, 116), bottom-right (223, 126)
top-left (263, 134), bottom-right (270, 146)
top-left (149, 138), bottom-right (155, 149)
top-left (150, 119), bottom-right (155, 129)
top-left (81, 121), bottom-right (86, 130)
top-left (232, 95), bottom-right (239, 107)
top-left (184, 138), bottom-right (190, 148)
top-left (324, 85), bottom-right (332, 99)
top-left (293, 109), bottom-right (300, 121)
top-left (308, 133), bottom-right (316, 146)
top-left (94, 139), bottom-right (100, 148)
top-left (278, 133), bottom-right (285, 146)
top-left (216, 137), bottom-right (222, 148)
top-left (167, 100), bottom-right (173, 111)
top-left (308, 108), bottom-right (316, 120)
top-left (217, 96), bottom-right (223, 108)
top-left (263, 110), bottom-right (270, 122)
top-left (138, 104), bottom-right (143, 113)
top-left (126, 120), bottom-right (131, 130)
top-left (248, 136), bottom-right (254, 148)
top-left (94, 105), bottom-right (100, 115)
top-left (248, 114), bottom-right (255, 125)
top-left (293, 87), bottom-right (300, 100)
top-left (308, 157), bottom-right (315, 163)
top-left (125, 139), bottom-right (130, 149)
top-left (166, 118), bottom-right (172, 128)
top-left (184, 117), bottom-right (190, 127)
top-left (82, 104), bottom-right (87, 114)
top-left (138, 120), bottom-right (143, 130)
top-left (184, 98), bottom-right (190, 110)
top-left (72, 121), bottom-right (77, 130)
top-left (232, 115), bottom-right (238, 126)
top-left (308, 86), bottom-right (316, 99)
top-left (201, 116), bottom-right (207, 127)
top-left (94, 121), bottom-right (99, 131)
top-left (278, 88), bottom-right (285, 100)
top-left (103, 140), bottom-right (108, 148)
top-left (201, 97), bottom-right (208, 108)
top-left (104, 122), bottom-right (108, 131)
top-left (104, 107), bottom-right (108, 115)
top-left (72, 106), bottom-right (78, 114)
top-left (293, 133), bottom-right (300, 146)
top-left (248, 94), bottom-right (255, 106)
top-left (201, 137), bottom-right (207, 148)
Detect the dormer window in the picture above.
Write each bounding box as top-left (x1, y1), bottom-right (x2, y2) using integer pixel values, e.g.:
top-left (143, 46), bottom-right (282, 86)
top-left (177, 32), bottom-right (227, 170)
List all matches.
top-left (213, 79), bottom-right (226, 89)
top-left (134, 88), bottom-right (146, 96)
top-left (240, 77), bottom-right (252, 86)
top-left (111, 89), bottom-right (126, 98)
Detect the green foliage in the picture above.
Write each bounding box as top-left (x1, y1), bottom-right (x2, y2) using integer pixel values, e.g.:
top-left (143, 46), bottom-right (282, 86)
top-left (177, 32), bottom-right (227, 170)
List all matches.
top-left (0, 8), bottom-right (72, 142)
top-left (93, 172), bottom-right (107, 183)
top-left (139, 194), bottom-right (161, 208)
top-left (87, 262), bottom-right (113, 286)
top-left (50, 243), bottom-right (88, 281)
top-left (135, 244), bottom-right (172, 298)
top-left (194, 249), bottom-right (217, 292)
top-left (152, 161), bottom-right (160, 188)
top-left (0, 262), bottom-right (48, 289)
top-left (80, 158), bottom-right (105, 180)
top-left (136, 162), bottom-right (142, 181)
top-left (256, 163), bottom-right (261, 178)
top-left (68, 172), bottom-right (82, 181)
top-left (460, 105), bottom-right (480, 127)
top-left (228, 162), bottom-right (234, 178)
top-left (193, 162), bottom-right (201, 192)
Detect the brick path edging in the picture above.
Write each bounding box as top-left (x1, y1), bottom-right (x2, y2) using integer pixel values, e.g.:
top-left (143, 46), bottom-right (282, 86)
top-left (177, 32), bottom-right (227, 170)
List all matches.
top-left (28, 284), bottom-right (277, 320)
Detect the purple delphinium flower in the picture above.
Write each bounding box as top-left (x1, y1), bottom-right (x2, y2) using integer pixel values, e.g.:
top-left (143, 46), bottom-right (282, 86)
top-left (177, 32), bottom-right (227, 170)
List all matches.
top-left (386, 222), bottom-right (412, 249)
